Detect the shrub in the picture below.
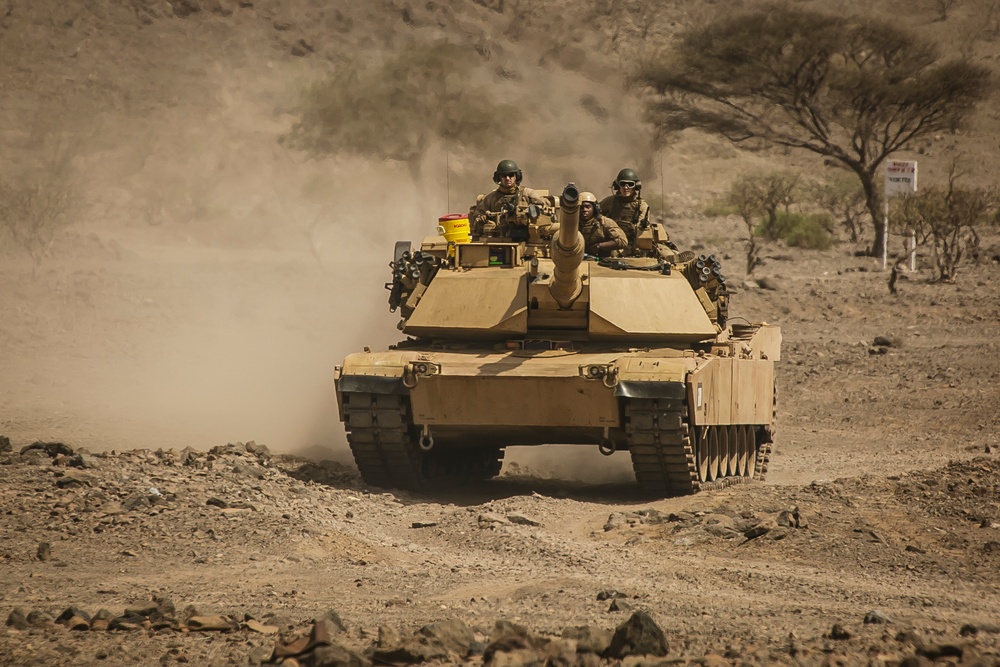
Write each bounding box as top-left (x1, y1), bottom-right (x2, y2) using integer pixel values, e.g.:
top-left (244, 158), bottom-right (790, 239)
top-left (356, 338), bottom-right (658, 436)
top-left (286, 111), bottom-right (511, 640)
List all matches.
top-left (758, 211), bottom-right (834, 250)
top-left (702, 199), bottom-right (737, 217)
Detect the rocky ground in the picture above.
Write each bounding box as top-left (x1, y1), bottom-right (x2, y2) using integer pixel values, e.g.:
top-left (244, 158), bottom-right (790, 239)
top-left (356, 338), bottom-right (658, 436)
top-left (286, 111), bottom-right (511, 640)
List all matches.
top-left (1, 429), bottom-right (1000, 666)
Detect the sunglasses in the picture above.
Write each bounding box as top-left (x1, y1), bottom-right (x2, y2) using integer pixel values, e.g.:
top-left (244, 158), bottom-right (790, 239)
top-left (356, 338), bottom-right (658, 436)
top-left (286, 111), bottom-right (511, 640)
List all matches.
top-left (618, 181), bottom-right (636, 188)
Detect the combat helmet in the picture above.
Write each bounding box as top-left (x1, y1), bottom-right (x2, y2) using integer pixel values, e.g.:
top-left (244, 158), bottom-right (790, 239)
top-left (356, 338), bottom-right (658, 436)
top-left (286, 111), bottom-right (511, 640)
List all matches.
top-left (612, 167), bottom-right (641, 193)
top-left (579, 191), bottom-right (600, 217)
top-left (493, 159), bottom-right (523, 184)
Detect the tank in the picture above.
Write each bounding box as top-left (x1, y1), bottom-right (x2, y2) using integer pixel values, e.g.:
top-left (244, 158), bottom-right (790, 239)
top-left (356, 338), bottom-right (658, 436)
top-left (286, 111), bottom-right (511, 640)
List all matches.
top-left (334, 183), bottom-right (780, 497)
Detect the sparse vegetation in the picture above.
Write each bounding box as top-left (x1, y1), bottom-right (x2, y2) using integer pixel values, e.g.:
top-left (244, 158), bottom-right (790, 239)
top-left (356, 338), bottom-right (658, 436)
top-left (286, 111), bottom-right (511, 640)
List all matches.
top-left (285, 39), bottom-right (517, 183)
top-left (808, 176), bottom-right (869, 244)
top-left (727, 173), bottom-right (834, 273)
top-left (728, 173), bottom-right (798, 275)
top-left (702, 199), bottom-right (737, 218)
top-left (888, 161), bottom-right (999, 287)
top-left (762, 211), bottom-right (835, 251)
top-left (634, 7), bottom-right (993, 259)
top-left (0, 135), bottom-right (78, 279)
top-left (0, 177), bottom-right (75, 278)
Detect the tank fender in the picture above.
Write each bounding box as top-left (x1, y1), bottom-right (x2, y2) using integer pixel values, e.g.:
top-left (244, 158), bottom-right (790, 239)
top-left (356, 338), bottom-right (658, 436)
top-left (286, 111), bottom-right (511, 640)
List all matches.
top-left (337, 375), bottom-right (406, 395)
top-left (336, 351), bottom-right (412, 396)
top-left (614, 380), bottom-right (686, 400)
top-left (613, 356), bottom-right (698, 399)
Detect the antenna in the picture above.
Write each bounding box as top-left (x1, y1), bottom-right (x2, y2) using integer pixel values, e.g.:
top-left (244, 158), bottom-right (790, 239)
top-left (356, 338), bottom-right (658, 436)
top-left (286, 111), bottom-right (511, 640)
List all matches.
top-left (442, 38), bottom-right (451, 214)
top-left (659, 151), bottom-right (665, 213)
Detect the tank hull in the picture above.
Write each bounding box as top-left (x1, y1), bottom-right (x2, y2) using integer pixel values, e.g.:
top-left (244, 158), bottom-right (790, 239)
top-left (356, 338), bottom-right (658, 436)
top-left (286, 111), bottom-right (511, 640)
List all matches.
top-left (335, 325), bottom-right (778, 496)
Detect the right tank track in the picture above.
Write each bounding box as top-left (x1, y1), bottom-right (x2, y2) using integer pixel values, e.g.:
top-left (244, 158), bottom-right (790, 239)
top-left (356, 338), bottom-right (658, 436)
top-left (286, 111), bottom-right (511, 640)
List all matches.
top-left (625, 397), bottom-right (771, 497)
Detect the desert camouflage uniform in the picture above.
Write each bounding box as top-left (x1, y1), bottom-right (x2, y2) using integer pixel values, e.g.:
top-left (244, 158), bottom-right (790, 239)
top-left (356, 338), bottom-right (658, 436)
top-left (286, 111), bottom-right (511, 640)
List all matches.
top-left (599, 193), bottom-right (650, 249)
top-left (469, 185), bottom-right (548, 238)
top-left (580, 214), bottom-right (628, 257)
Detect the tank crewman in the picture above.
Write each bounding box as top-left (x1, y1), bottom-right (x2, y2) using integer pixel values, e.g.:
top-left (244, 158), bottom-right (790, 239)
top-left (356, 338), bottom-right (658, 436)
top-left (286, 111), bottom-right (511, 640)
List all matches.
top-left (599, 167), bottom-right (651, 251)
top-left (579, 191), bottom-right (627, 258)
top-left (469, 159), bottom-right (548, 239)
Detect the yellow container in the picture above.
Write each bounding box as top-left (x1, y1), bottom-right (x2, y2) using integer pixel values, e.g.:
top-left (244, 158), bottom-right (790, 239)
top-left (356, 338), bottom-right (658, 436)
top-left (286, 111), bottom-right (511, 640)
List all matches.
top-left (437, 214), bottom-right (471, 244)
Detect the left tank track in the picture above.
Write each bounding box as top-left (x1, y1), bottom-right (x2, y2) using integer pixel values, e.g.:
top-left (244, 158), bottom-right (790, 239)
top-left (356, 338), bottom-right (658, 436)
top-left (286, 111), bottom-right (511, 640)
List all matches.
top-left (625, 397), bottom-right (771, 497)
top-left (342, 392), bottom-right (504, 492)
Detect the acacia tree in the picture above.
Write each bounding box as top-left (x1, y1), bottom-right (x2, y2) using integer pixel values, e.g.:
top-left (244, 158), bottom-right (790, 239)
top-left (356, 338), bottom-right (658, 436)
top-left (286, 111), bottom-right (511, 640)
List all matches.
top-left (634, 7), bottom-right (992, 257)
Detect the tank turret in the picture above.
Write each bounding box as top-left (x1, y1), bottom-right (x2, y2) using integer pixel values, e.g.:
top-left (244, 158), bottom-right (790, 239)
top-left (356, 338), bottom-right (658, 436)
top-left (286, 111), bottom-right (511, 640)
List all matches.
top-left (550, 183), bottom-right (584, 309)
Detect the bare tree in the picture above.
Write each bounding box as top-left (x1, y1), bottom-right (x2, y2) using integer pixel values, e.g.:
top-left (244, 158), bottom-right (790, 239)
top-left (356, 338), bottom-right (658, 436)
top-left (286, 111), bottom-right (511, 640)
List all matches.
top-left (634, 6), bottom-right (993, 258)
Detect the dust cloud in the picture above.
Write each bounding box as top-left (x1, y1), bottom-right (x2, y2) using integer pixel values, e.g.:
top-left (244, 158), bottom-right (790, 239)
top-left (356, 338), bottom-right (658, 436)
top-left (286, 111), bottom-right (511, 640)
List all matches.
top-left (4, 25), bottom-right (665, 486)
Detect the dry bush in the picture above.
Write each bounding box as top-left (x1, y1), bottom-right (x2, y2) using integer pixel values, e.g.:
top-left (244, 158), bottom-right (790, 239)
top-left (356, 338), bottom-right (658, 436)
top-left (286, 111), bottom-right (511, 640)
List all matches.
top-left (728, 173), bottom-right (798, 275)
top-left (0, 132), bottom-right (79, 278)
top-left (888, 163), bottom-right (999, 285)
top-left (0, 174), bottom-right (76, 278)
top-left (808, 176), bottom-right (869, 243)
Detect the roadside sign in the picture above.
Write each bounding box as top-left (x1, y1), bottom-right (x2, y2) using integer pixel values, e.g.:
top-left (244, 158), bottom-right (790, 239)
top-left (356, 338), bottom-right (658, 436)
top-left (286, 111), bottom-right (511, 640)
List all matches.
top-left (885, 160), bottom-right (917, 198)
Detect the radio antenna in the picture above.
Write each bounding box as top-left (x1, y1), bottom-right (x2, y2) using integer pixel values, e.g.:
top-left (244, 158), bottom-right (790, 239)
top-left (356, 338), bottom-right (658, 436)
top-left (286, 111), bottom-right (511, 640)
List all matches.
top-left (659, 151), bottom-right (665, 214)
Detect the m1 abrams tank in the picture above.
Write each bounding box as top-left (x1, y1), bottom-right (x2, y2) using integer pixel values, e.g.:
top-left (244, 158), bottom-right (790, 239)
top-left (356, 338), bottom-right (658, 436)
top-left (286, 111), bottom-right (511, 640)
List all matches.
top-left (334, 184), bottom-right (780, 497)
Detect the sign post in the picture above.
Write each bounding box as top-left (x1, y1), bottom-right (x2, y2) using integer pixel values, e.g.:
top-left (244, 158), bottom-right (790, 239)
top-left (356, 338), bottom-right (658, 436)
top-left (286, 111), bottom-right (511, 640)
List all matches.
top-left (883, 159), bottom-right (918, 270)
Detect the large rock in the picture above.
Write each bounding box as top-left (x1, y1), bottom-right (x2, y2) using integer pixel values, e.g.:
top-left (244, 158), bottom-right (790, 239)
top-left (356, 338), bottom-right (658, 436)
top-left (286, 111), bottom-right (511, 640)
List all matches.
top-left (20, 441), bottom-right (74, 457)
top-left (606, 611), bottom-right (668, 658)
top-left (417, 619), bottom-right (476, 657)
top-left (483, 621), bottom-right (545, 664)
top-left (562, 625), bottom-right (612, 655)
top-left (5, 607), bottom-right (28, 630)
top-left (304, 643), bottom-right (370, 667)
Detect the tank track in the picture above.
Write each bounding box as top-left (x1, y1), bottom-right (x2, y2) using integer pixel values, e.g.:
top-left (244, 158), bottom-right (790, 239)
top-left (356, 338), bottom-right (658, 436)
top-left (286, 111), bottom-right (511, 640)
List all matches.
top-left (342, 392), bottom-right (504, 492)
top-left (625, 397), bottom-right (772, 497)
top-left (626, 397), bottom-right (698, 496)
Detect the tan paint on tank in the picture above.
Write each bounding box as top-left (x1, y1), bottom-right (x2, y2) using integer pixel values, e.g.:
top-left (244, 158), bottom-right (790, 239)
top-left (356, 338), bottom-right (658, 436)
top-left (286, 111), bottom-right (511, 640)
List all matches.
top-left (410, 376), bottom-right (618, 426)
top-left (403, 268), bottom-right (528, 337)
top-left (688, 357), bottom-right (775, 426)
top-left (588, 267), bottom-right (717, 339)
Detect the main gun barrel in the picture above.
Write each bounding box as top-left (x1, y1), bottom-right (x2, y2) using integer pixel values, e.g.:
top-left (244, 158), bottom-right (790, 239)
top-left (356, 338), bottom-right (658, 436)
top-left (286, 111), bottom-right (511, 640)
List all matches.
top-left (549, 183), bottom-right (585, 309)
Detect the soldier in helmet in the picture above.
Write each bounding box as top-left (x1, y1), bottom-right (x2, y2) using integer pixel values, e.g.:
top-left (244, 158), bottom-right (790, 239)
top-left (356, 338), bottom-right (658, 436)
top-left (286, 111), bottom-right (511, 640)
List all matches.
top-left (599, 168), bottom-right (650, 251)
top-left (469, 159), bottom-right (548, 239)
top-left (579, 192), bottom-right (627, 258)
